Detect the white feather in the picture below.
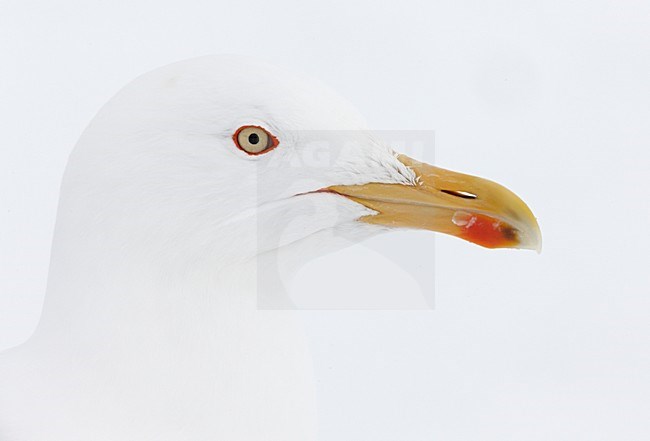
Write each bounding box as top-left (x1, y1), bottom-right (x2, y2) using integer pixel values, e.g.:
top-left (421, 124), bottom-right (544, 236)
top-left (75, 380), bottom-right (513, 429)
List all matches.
top-left (0, 55), bottom-right (415, 440)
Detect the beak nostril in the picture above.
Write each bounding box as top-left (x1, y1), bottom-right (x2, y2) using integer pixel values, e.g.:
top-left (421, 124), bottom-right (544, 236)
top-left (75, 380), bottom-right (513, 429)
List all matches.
top-left (441, 189), bottom-right (478, 199)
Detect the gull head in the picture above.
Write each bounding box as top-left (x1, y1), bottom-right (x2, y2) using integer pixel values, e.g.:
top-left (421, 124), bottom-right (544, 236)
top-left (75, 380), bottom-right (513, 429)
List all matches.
top-left (61, 55), bottom-right (541, 273)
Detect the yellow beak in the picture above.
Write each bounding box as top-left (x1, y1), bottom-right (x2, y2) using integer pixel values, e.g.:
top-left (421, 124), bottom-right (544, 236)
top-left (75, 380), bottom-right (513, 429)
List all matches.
top-left (327, 155), bottom-right (541, 251)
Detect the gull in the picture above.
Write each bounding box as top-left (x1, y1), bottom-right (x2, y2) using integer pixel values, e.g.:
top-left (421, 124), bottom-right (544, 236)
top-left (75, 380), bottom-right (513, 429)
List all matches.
top-left (0, 55), bottom-right (540, 440)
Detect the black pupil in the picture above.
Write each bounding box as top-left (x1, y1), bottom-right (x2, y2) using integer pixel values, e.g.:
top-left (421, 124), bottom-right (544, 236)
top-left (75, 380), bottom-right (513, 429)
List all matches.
top-left (248, 133), bottom-right (260, 145)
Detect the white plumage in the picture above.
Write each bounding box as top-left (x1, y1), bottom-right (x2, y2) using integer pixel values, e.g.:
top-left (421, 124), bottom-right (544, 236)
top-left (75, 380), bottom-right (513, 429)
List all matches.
top-left (0, 56), bottom-right (416, 440)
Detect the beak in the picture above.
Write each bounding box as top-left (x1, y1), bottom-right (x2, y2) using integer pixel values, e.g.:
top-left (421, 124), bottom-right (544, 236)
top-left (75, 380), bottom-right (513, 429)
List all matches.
top-left (327, 155), bottom-right (541, 251)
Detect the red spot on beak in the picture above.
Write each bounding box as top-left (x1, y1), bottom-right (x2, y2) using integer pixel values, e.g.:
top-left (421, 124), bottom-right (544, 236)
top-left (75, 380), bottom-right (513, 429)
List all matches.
top-left (453, 212), bottom-right (519, 249)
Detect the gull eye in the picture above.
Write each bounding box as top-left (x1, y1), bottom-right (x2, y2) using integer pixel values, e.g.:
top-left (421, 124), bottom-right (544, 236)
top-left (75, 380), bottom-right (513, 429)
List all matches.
top-left (233, 125), bottom-right (278, 155)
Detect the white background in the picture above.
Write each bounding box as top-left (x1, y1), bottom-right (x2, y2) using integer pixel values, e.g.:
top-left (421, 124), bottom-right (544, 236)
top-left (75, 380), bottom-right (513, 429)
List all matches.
top-left (1, 0), bottom-right (649, 439)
